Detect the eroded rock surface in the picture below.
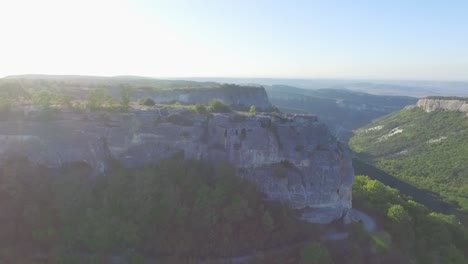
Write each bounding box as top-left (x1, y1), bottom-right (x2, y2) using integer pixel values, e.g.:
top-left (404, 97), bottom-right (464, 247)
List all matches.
top-left (0, 108), bottom-right (354, 223)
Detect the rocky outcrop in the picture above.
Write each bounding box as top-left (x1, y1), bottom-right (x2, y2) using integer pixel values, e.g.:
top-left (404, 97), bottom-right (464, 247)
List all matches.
top-left (0, 108), bottom-right (354, 223)
top-left (417, 97), bottom-right (468, 113)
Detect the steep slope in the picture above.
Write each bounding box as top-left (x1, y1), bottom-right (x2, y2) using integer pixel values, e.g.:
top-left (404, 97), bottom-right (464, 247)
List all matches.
top-left (350, 100), bottom-right (468, 215)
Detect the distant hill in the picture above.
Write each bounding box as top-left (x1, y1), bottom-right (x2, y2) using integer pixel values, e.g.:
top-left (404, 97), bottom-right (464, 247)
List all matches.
top-left (350, 102), bottom-right (468, 221)
top-left (183, 77), bottom-right (468, 97)
top-left (2, 74), bottom-right (222, 90)
top-left (265, 85), bottom-right (417, 141)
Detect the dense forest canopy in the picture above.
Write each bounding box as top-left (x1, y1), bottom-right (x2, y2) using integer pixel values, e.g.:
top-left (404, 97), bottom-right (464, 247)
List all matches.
top-left (0, 157), bottom-right (313, 263)
top-left (4, 155), bottom-right (464, 263)
top-left (353, 175), bottom-right (468, 264)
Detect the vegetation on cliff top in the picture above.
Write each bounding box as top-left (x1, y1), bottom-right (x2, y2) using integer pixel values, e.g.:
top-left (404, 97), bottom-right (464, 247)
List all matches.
top-left (208, 99), bottom-right (232, 113)
top-left (0, 76), bottom-right (266, 102)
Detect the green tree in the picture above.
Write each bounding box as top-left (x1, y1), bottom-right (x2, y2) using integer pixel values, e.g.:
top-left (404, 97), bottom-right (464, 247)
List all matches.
top-left (249, 105), bottom-right (257, 115)
top-left (194, 104), bottom-right (208, 114)
top-left (139, 98), bottom-right (155, 106)
top-left (387, 204), bottom-right (411, 223)
top-left (209, 99), bottom-right (231, 113)
top-left (353, 175), bottom-right (468, 263)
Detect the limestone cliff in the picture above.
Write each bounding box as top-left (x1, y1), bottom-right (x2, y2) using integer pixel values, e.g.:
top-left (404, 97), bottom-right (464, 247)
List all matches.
top-left (0, 108), bottom-right (354, 223)
top-left (417, 97), bottom-right (468, 113)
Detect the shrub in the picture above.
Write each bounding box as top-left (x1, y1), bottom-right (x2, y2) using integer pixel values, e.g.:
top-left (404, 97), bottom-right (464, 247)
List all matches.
top-left (387, 204), bottom-right (412, 223)
top-left (194, 104), bottom-right (208, 114)
top-left (249, 105), bottom-right (257, 115)
top-left (140, 98), bottom-right (156, 106)
top-left (209, 99), bottom-right (231, 113)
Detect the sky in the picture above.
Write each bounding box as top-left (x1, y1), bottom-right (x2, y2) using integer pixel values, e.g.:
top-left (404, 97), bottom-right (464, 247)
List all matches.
top-left (0, 0), bottom-right (467, 80)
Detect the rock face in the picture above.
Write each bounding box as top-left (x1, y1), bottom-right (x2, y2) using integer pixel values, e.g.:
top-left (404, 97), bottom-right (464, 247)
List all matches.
top-left (417, 98), bottom-right (468, 113)
top-left (0, 108), bottom-right (354, 223)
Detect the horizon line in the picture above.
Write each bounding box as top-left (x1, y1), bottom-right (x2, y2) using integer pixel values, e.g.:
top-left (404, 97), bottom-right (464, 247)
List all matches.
top-left (2, 73), bottom-right (468, 83)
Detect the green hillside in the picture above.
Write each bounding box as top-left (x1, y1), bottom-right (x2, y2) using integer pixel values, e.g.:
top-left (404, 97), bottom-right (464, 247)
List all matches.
top-left (350, 107), bottom-right (468, 214)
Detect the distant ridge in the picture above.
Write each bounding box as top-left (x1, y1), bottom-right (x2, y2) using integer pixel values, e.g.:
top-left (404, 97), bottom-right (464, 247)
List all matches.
top-left (3, 74), bottom-right (154, 80)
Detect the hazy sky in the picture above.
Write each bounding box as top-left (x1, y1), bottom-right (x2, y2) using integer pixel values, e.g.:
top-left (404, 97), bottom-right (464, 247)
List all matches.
top-left (1, 0), bottom-right (467, 80)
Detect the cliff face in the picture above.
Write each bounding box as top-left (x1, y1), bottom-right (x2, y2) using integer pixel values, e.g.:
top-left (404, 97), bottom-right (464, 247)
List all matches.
top-left (417, 98), bottom-right (468, 113)
top-left (0, 108), bottom-right (353, 223)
